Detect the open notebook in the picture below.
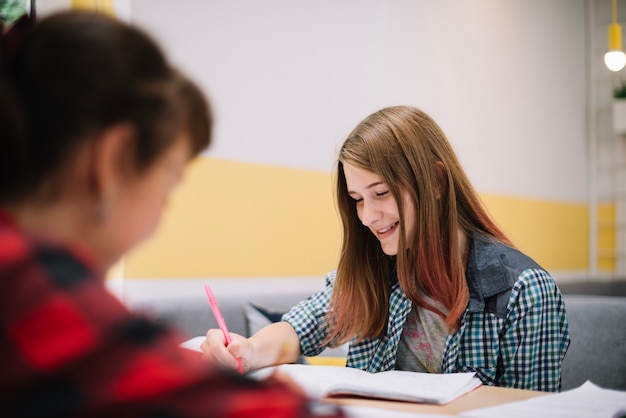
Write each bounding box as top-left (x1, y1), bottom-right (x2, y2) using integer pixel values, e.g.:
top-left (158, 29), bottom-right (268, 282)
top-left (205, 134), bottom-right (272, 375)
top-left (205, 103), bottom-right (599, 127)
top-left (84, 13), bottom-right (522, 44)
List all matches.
top-left (179, 337), bottom-right (481, 404)
top-left (249, 364), bottom-right (482, 405)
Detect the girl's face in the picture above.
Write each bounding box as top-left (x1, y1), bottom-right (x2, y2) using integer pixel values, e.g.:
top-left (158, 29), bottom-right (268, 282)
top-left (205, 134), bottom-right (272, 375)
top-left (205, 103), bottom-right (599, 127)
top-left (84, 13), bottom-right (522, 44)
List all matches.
top-left (343, 162), bottom-right (415, 256)
top-left (100, 135), bottom-right (191, 267)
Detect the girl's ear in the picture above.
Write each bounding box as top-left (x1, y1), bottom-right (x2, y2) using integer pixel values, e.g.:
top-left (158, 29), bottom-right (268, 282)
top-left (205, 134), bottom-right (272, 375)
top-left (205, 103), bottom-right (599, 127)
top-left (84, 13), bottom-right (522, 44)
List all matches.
top-left (87, 123), bottom-right (135, 215)
top-left (434, 161), bottom-right (448, 200)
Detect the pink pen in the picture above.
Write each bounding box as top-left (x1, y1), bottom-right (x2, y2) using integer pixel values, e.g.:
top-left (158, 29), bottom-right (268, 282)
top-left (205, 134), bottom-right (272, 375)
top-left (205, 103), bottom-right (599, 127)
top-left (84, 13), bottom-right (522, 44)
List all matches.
top-left (203, 284), bottom-right (244, 374)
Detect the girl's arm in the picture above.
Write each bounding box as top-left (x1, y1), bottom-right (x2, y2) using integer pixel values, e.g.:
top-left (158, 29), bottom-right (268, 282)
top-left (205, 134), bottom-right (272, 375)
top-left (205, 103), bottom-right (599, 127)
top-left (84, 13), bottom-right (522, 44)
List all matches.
top-left (202, 321), bottom-right (301, 372)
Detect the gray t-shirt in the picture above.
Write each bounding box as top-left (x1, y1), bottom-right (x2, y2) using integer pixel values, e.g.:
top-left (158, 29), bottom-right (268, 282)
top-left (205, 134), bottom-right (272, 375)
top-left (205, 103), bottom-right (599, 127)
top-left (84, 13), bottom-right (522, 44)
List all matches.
top-left (395, 298), bottom-right (449, 373)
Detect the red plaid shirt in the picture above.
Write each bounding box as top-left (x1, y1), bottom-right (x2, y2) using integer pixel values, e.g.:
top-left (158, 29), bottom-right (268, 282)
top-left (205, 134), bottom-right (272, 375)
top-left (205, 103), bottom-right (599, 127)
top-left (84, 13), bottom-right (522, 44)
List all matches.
top-left (0, 212), bottom-right (343, 418)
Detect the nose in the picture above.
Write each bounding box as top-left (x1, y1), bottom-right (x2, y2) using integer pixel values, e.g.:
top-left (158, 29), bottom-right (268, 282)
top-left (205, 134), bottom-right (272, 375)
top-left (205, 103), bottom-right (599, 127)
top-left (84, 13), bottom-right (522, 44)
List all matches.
top-left (358, 199), bottom-right (382, 227)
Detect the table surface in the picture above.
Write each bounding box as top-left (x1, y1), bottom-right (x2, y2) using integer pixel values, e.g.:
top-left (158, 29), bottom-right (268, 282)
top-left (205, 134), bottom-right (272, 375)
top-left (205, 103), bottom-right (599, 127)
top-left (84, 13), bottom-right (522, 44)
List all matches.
top-left (324, 385), bottom-right (548, 416)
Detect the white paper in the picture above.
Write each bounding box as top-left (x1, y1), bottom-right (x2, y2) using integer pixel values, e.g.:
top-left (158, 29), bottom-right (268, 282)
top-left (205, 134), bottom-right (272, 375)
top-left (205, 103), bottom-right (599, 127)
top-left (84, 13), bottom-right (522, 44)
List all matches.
top-left (180, 336), bottom-right (205, 352)
top-left (249, 364), bottom-right (482, 404)
top-left (461, 381), bottom-right (626, 418)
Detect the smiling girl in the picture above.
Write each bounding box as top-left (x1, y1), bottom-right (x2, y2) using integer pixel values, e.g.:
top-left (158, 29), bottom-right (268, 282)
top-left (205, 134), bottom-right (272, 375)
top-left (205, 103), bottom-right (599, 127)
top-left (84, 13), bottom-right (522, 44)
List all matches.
top-left (204, 105), bottom-right (570, 392)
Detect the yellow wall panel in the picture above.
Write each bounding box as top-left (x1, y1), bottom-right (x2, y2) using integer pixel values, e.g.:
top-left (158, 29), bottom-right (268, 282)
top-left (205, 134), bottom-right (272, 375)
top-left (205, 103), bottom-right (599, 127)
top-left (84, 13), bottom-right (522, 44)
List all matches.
top-left (597, 203), bottom-right (616, 272)
top-left (477, 194), bottom-right (588, 271)
top-left (123, 158), bottom-right (590, 279)
top-left (124, 158), bottom-right (341, 278)
top-left (71, 0), bottom-right (116, 15)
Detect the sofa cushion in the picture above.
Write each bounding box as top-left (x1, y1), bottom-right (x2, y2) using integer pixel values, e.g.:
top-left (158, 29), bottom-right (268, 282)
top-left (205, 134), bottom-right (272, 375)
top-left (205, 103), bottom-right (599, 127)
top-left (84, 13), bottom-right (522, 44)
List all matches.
top-left (561, 295), bottom-right (626, 391)
top-left (245, 303), bottom-right (286, 336)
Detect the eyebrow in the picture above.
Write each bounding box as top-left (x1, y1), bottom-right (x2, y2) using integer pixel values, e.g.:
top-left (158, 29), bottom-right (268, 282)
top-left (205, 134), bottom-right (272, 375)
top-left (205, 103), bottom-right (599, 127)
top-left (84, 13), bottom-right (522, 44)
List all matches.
top-left (347, 181), bottom-right (385, 195)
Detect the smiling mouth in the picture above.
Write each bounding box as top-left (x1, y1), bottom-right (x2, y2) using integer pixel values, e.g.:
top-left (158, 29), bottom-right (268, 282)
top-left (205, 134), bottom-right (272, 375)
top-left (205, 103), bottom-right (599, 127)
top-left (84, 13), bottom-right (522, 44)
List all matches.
top-left (376, 222), bottom-right (399, 237)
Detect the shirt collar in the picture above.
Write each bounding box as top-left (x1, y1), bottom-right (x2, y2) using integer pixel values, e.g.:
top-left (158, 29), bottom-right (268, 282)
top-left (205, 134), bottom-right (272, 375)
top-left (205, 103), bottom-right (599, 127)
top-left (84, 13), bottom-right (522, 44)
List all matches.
top-left (465, 233), bottom-right (516, 313)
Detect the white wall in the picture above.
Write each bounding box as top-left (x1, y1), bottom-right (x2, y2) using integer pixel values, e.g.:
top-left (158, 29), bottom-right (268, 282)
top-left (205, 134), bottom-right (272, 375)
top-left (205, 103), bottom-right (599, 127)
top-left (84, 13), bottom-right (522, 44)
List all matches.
top-left (131, 0), bottom-right (587, 203)
top-left (34, 0), bottom-right (69, 16)
top-left (36, 0), bottom-right (131, 19)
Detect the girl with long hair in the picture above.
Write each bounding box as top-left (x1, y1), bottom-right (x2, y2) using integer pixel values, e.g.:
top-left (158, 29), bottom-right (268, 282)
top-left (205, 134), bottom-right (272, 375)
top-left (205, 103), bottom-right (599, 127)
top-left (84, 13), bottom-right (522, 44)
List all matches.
top-left (204, 105), bottom-right (570, 392)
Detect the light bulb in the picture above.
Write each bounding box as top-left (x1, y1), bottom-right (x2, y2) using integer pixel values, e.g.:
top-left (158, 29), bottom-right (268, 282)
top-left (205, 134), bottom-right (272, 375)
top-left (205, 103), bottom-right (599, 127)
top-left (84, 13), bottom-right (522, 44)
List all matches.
top-left (605, 50), bottom-right (626, 71)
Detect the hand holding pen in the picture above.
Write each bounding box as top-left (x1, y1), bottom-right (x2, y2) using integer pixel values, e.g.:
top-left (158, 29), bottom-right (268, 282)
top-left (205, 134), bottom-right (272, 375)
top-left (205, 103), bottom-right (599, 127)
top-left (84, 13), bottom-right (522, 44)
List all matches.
top-left (203, 284), bottom-right (244, 374)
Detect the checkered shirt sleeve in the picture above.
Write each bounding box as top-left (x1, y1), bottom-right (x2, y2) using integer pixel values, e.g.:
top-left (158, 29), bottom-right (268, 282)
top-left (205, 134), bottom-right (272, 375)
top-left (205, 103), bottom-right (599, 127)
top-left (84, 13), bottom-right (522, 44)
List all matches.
top-left (283, 271), bottom-right (412, 372)
top-left (282, 271), bottom-right (336, 357)
top-left (445, 268), bottom-right (570, 392)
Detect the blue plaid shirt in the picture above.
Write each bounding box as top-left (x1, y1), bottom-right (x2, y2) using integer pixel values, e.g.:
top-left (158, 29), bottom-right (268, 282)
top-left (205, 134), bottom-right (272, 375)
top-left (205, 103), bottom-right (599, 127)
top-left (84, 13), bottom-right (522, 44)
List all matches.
top-left (283, 234), bottom-right (570, 392)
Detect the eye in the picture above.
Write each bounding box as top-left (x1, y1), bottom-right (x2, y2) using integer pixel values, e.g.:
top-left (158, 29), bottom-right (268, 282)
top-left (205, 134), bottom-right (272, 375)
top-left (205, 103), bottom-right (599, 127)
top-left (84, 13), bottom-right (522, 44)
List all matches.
top-left (376, 191), bottom-right (389, 198)
top-left (348, 192), bottom-right (363, 203)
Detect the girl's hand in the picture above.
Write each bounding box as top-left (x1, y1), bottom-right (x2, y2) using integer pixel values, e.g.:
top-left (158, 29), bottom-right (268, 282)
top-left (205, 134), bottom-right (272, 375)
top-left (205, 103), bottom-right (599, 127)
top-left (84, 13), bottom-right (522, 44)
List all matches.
top-left (201, 329), bottom-right (249, 372)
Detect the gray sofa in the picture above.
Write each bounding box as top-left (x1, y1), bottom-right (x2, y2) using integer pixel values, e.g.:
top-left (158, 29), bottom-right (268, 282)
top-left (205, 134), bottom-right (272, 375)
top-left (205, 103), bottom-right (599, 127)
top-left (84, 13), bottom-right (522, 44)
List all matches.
top-left (560, 295), bottom-right (626, 391)
top-left (130, 288), bottom-right (626, 391)
top-left (131, 290), bottom-right (314, 339)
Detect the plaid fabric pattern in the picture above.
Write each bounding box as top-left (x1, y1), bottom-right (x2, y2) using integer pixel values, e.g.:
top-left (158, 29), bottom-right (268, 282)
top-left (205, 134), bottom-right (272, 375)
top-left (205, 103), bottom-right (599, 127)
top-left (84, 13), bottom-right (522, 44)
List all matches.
top-left (284, 238), bottom-right (570, 392)
top-left (443, 268), bottom-right (569, 391)
top-left (0, 212), bottom-right (343, 418)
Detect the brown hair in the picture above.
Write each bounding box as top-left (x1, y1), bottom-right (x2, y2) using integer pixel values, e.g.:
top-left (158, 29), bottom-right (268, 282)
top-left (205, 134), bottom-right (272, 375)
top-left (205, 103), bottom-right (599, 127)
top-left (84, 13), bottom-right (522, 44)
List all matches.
top-left (328, 106), bottom-right (512, 343)
top-left (0, 11), bottom-right (211, 203)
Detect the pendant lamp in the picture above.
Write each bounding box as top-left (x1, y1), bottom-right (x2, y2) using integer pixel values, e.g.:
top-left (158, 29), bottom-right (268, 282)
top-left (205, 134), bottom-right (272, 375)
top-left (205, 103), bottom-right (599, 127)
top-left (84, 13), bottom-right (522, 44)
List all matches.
top-left (605, 0), bottom-right (626, 71)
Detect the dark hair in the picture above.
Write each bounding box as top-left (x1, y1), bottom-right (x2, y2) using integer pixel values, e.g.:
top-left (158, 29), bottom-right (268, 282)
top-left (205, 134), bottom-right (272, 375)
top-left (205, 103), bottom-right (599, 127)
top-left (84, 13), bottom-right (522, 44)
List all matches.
top-left (0, 11), bottom-right (211, 203)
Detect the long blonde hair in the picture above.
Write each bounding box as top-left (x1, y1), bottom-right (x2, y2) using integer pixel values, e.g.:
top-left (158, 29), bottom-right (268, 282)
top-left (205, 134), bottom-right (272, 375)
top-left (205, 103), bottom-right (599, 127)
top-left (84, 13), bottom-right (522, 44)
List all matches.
top-left (327, 106), bottom-right (512, 344)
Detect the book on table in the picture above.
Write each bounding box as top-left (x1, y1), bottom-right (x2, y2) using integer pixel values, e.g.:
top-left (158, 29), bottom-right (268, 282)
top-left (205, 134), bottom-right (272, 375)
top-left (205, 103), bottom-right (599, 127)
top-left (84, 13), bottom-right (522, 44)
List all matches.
top-left (248, 364), bottom-right (482, 405)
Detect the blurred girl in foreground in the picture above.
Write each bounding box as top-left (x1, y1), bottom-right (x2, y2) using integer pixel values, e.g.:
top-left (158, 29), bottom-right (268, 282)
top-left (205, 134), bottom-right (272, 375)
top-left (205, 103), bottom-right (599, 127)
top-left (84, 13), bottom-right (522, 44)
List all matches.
top-left (0, 10), bottom-right (343, 418)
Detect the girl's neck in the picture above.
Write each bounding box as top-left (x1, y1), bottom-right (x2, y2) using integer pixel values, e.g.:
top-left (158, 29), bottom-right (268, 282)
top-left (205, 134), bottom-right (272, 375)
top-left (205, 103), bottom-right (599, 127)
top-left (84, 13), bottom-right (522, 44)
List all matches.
top-left (4, 197), bottom-right (96, 251)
